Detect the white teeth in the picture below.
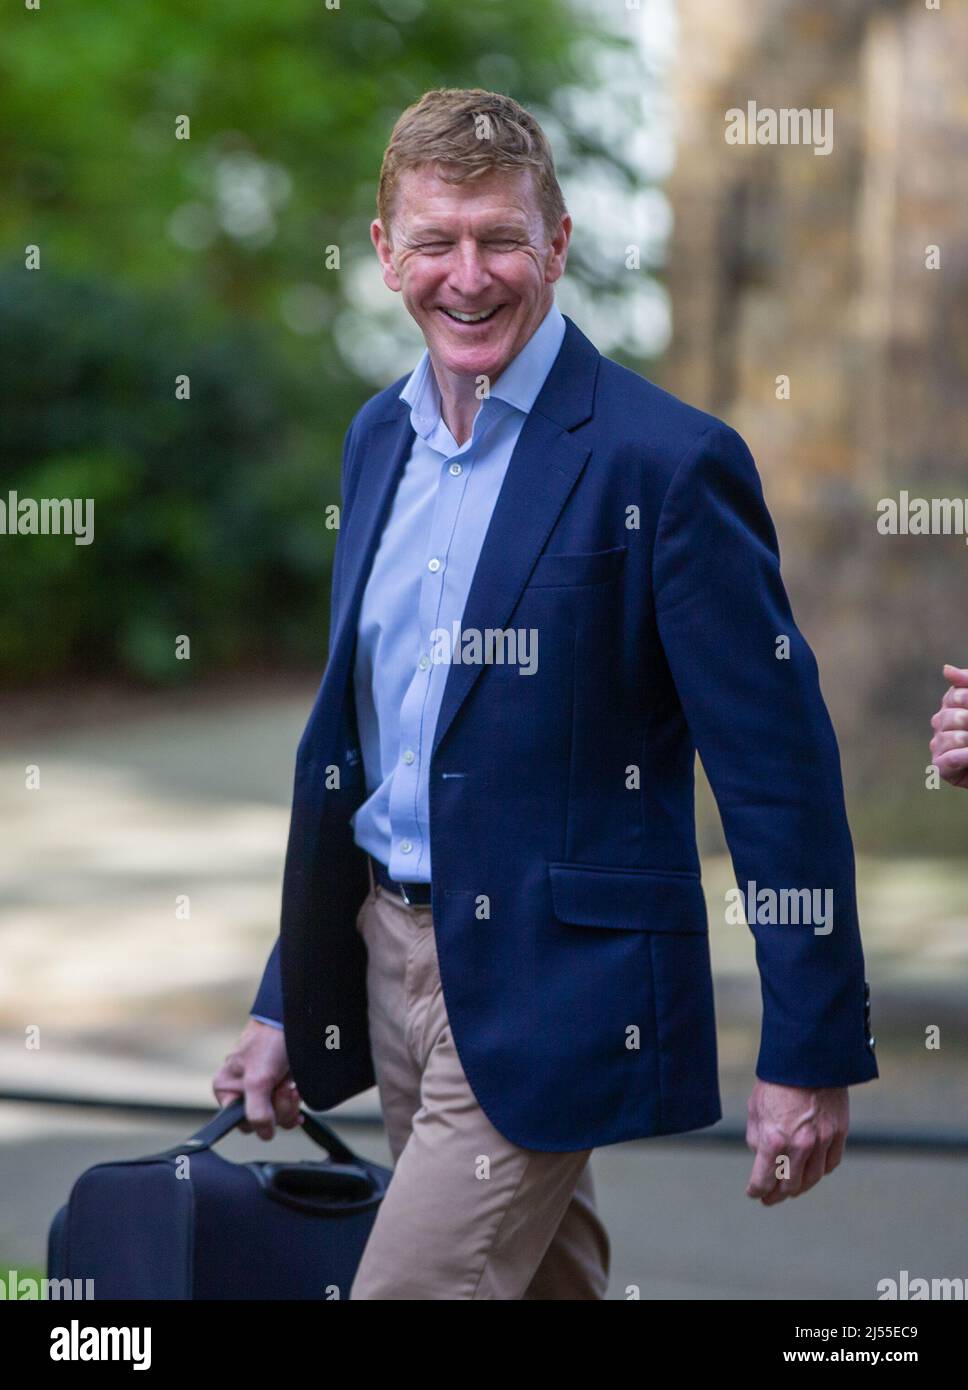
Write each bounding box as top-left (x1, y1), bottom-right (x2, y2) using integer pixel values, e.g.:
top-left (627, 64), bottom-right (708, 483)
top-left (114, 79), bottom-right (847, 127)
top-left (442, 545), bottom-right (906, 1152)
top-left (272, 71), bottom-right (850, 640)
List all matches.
top-left (442, 307), bottom-right (498, 322)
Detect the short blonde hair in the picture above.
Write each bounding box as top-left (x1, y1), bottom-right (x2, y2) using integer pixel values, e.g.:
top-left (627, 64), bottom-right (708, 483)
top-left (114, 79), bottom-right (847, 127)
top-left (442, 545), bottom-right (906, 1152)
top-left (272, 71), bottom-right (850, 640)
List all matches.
top-left (377, 87), bottom-right (567, 243)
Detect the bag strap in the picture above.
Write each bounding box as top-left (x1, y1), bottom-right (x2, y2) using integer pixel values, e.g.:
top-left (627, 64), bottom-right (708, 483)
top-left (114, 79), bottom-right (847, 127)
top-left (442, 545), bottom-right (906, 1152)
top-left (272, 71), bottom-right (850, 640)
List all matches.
top-left (188, 1097), bottom-right (360, 1167)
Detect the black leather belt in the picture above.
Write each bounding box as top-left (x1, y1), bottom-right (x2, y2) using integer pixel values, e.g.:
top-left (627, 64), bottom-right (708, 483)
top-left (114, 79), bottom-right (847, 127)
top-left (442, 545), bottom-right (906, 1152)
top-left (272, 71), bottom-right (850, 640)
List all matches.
top-left (369, 855), bottom-right (432, 907)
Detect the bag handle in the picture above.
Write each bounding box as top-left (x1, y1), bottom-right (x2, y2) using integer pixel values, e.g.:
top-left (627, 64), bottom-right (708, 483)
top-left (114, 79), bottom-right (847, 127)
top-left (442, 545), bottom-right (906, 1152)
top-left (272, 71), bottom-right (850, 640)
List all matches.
top-left (188, 1097), bottom-right (360, 1167)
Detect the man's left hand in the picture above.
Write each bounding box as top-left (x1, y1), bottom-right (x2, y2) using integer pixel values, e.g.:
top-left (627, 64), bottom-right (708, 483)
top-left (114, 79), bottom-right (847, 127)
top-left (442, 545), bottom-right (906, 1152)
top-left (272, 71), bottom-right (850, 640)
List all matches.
top-left (745, 1080), bottom-right (848, 1205)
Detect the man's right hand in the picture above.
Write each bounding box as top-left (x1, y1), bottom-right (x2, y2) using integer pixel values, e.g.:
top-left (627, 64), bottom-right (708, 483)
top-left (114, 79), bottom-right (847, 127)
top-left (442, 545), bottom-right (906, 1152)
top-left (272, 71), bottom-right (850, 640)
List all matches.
top-left (212, 1018), bottom-right (304, 1141)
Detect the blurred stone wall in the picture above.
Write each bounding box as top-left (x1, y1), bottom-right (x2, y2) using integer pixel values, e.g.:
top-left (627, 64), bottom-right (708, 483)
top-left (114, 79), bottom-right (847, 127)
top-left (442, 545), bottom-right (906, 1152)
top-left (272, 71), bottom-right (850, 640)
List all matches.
top-left (662, 0), bottom-right (968, 800)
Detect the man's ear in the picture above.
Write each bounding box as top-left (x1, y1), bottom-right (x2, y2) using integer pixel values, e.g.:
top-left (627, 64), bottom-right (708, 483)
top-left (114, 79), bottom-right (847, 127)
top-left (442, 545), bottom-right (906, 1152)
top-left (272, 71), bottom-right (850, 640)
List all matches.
top-left (545, 213), bottom-right (572, 284)
top-left (371, 218), bottom-right (402, 292)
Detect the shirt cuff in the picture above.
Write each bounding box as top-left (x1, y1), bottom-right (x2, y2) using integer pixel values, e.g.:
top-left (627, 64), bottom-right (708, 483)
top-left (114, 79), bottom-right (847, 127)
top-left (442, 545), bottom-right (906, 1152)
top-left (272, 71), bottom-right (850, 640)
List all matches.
top-left (250, 1013), bottom-right (284, 1030)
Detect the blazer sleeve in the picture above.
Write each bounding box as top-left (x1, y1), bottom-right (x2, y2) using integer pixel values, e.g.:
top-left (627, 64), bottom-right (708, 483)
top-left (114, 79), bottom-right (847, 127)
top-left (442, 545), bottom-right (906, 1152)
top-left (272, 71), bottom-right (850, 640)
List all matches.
top-left (652, 422), bottom-right (878, 1088)
top-left (247, 415), bottom-right (361, 1030)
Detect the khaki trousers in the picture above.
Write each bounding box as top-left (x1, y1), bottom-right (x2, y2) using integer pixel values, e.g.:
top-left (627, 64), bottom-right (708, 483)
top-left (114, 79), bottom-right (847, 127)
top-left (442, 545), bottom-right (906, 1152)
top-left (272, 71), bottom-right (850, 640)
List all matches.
top-left (348, 866), bottom-right (611, 1300)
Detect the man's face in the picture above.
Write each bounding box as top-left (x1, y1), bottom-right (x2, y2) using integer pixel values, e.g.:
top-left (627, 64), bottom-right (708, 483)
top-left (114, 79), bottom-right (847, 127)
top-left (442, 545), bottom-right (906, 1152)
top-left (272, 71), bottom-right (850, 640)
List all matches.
top-left (371, 163), bottom-right (571, 384)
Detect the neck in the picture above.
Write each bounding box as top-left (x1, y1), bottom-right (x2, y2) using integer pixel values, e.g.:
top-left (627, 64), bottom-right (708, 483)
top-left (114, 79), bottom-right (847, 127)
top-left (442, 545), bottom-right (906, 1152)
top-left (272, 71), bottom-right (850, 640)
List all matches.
top-left (434, 371), bottom-right (485, 447)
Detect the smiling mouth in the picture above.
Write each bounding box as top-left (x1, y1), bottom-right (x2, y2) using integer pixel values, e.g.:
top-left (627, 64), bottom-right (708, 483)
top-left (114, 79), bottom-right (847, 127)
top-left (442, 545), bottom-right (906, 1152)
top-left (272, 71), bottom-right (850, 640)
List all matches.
top-left (438, 305), bottom-right (504, 325)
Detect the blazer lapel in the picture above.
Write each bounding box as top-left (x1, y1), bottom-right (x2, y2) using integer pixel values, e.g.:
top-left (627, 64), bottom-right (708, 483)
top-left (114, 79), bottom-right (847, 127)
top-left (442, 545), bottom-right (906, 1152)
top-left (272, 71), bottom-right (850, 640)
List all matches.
top-left (432, 315), bottom-right (599, 758)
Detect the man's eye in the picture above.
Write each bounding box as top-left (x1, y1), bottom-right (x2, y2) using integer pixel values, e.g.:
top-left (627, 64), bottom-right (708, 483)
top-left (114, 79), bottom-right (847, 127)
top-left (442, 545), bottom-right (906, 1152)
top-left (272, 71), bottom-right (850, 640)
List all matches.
top-left (415, 238), bottom-right (518, 252)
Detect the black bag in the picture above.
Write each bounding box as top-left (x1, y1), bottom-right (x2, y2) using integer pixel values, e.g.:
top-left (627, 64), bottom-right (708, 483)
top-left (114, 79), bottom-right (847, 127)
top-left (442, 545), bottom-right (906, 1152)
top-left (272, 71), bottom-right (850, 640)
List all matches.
top-left (46, 1098), bottom-right (392, 1299)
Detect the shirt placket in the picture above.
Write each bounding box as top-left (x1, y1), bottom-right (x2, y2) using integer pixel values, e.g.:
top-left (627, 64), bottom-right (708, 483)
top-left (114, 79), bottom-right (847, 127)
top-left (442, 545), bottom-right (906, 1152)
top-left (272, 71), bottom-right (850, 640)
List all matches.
top-left (385, 414), bottom-right (484, 880)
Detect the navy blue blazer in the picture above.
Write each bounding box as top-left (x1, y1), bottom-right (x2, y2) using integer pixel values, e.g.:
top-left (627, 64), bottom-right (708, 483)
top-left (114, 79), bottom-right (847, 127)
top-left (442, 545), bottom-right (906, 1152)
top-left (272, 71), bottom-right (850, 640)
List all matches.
top-left (251, 313), bottom-right (878, 1151)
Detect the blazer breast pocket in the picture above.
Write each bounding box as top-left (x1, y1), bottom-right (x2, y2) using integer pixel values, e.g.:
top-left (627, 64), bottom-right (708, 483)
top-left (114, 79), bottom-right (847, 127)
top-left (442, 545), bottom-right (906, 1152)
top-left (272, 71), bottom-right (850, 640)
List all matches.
top-left (526, 544), bottom-right (627, 589)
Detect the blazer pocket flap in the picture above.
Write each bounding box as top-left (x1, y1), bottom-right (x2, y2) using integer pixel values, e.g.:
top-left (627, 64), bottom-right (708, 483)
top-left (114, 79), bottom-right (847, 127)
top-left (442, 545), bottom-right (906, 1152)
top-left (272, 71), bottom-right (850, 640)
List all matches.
top-left (527, 545), bottom-right (627, 588)
top-left (548, 862), bottom-right (707, 932)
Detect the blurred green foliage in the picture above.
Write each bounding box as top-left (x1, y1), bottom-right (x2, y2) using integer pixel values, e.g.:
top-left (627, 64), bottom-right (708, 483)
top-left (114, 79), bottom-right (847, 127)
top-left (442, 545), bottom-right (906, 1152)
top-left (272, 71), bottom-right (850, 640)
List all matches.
top-left (0, 0), bottom-right (642, 681)
top-left (0, 268), bottom-right (352, 680)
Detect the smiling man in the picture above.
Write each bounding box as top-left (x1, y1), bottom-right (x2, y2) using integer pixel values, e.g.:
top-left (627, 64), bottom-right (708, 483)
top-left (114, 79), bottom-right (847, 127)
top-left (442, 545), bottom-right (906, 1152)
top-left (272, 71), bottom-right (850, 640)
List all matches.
top-left (213, 88), bottom-right (879, 1301)
top-left (371, 153), bottom-right (568, 448)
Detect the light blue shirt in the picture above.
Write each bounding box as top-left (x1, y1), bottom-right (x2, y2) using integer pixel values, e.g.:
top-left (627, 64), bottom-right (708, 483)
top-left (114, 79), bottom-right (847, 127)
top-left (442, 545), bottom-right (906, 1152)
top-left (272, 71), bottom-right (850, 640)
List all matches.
top-left (350, 299), bottom-right (567, 882)
top-left (251, 301), bottom-right (565, 1029)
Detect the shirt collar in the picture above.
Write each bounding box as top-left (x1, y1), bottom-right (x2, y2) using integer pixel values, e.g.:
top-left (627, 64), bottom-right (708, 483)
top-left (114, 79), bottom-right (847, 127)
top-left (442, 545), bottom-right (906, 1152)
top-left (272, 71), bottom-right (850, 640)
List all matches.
top-left (399, 301), bottom-right (567, 441)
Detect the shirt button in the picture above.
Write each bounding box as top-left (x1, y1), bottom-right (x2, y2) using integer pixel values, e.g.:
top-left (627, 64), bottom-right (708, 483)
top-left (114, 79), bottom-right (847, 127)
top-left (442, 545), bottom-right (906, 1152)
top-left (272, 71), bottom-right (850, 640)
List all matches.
top-left (428, 558), bottom-right (441, 572)
top-left (449, 462), bottom-right (462, 475)
top-left (418, 655), bottom-right (429, 670)
top-left (400, 840), bottom-right (413, 854)
top-left (402, 749), bottom-right (415, 765)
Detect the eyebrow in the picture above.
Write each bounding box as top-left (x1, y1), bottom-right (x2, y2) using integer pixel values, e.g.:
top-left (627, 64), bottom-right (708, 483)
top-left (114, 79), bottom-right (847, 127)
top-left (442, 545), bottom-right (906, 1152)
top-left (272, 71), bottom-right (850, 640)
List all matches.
top-left (410, 222), bottom-right (527, 238)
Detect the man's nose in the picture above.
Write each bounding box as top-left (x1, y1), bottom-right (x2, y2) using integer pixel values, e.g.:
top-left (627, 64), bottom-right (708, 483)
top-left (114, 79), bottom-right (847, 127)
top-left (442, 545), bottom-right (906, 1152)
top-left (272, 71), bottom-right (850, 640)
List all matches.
top-left (446, 240), bottom-right (492, 298)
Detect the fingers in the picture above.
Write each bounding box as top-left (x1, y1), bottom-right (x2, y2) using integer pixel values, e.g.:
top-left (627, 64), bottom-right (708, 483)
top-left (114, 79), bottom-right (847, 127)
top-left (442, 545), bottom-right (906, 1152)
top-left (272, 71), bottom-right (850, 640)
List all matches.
top-left (796, 1134), bottom-right (832, 1196)
top-left (214, 1095), bottom-right (252, 1134)
top-left (745, 1101), bottom-right (769, 1198)
top-left (766, 1138), bottom-right (811, 1204)
top-left (745, 1104), bottom-right (782, 1201)
top-left (745, 1144), bottom-right (779, 1203)
top-left (272, 1076), bottom-right (304, 1130)
top-left (942, 663), bottom-right (968, 688)
top-left (212, 1057), bottom-right (246, 1127)
top-left (746, 1127), bottom-right (842, 1204)
top-left (931, 740), bottom-right (968, 789)
top-left (244, 1064), bottom-right (282, 1141)
top-left (247, 1074), bottom-right (306, 1138)
top-left (825, 1127), bottom-right (847, 1173)
top-left (931, 731), bottom-right (968, 757)
top-left (931, 707), bottom-right (968, 732)
top-left (747, 1141), bottom-right (816, 1204)
top-left (934, 747), bottom-right (968, 776)
top-left (212, 1021), bottom-right (297, 1141)
top-left (929, 750), bottom-right (968, 772)
top-left (745, 1111), bottom-right (786, 1202)
top-left (213, 1052), bottom-right (274, 1140)
top-left (929, 687), bottom-right (968, 783)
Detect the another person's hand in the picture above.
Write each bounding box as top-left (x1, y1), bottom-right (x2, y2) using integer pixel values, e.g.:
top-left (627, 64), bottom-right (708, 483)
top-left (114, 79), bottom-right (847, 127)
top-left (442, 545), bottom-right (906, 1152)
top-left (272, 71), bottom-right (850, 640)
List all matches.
top-left (745, 1080), bottom-right (848, 1204)
top-left (930, 663), bottom-right (968, 789)
top-left (212, 1018), bottom-right (304, 1141)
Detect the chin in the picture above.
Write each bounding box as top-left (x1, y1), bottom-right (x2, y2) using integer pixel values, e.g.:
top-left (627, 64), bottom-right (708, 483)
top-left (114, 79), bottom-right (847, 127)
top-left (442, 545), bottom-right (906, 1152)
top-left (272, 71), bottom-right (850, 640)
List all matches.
top-left (452, 351), bottom-right (505, 379)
